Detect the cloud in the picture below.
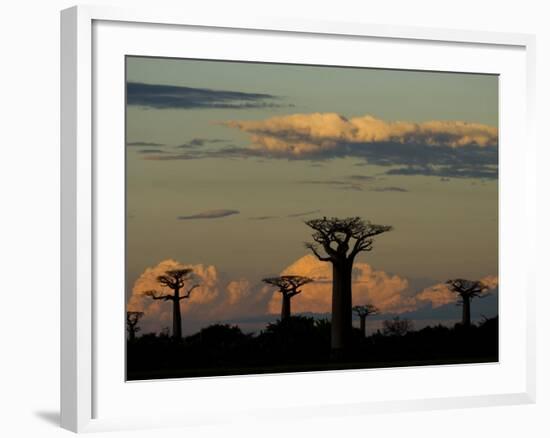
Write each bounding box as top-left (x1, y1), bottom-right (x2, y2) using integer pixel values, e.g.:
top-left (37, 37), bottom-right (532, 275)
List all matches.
top-left (126, 141), bottom-right (165, 147)
top-left (266, 255), bottom-right (498, 319)
top-left (127, 259), bottom-right (222, 333)
top-left (386, 164), bottom-right (497, 179)
top-left (136, 149), bottom-right (166, 154)
top-left (371, 186), bottom-right (408, 192)
top-left (224, 113), bottom-right (497, 150)
top-left (176, 138), bottom-right (228, 149)
top-left (127, 258), bottom-right (499, 335)
top-left (221, 113), bottom-right (498, 179)
top-left (127, 82), bottom-right (285, 109)
top-left (177, 209), bottom-right (239, 220)
top-left (127, 259), bottom-right (272, 335)
top-left (287, 209), bottom-right (321, 218)
top-left (416, 275), bottom-right (498, 308)
top-left (266, 255), bottom-right (413, 315)
top-left (249, 215), bottom-right (280, 221)
top-left (348, 175), bottom-right (376, 181)
top-left (298, 180), bottom-right (363, 191)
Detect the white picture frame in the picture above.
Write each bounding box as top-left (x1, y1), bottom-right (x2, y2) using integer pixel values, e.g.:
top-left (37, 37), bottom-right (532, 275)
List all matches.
top-left (60, 4), bottom-right (537, 433)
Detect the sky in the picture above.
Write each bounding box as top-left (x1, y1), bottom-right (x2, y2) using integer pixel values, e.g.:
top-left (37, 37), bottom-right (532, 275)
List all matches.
top-left (125, 56), bottom-right (499, 336)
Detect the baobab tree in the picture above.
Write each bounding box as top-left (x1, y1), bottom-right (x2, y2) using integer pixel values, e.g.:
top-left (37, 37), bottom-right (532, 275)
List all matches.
top-left (142, 269), bottom-right (199, 340)
top-left (126, 311), bottom-right (144, 342)
top-left (352, 304), bottom-right (379, 337)
top-left (305, 216), bottom-right (392, 357)
top-left (446, 278), bottom-right (489, 327)
top-left (262, 275), bottom-right (313, 320)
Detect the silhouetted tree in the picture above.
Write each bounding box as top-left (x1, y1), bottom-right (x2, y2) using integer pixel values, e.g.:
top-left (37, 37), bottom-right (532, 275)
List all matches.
top-left (262, 275), bottom-right (313, 320)
top-left (305, 216), bottom-right (392, 357)
top-left (382, 317), bottom-right (413, 336)
top-left (352, 304), bottom-right (379, 337)
top-left (446, 279), bottom-right (489, 327)
top-left (142, 269), bottom-right (199, 340)
top-left (126, 311), bottom-right (144, 342)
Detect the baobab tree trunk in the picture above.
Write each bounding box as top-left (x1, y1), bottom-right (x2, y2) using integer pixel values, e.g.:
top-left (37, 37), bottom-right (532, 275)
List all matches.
top-left (462, 296), bottom-right (471, 327)
top-left (281, 295), bottom-right (291, 320)
top-left (360, 315), bottom-right (366, 337)
top-left (172, 287), bottom-right (182, 339)
top-left (331, 260), bottom-right (353, 358)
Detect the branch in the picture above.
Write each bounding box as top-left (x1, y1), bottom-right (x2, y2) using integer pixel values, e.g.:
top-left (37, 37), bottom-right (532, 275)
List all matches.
top-left (305, 242), bottom-right (332, 261)
top-left (180, 284), bottom-right (199, 300)
top-left (142, 290), bottom-right (174, 301)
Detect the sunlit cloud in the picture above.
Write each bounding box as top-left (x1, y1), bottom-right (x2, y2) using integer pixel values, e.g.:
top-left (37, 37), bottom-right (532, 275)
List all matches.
top-left (416, 275), bottom-right (498, 308)
top-left (127, 259), bottom-right (272, 334)
top-left (267, 255), bottom-right (413, 315)
top-left (218, 113), bottom-right (498, 178)
top-left (224, 113), bottom-right (497, 152)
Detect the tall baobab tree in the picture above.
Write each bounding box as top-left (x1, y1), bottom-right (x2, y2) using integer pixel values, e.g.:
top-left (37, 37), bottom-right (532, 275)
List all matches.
top-left (352, 304), bottom-right (379, 337)
top-left (262, 275), bottom-right (313, 320)
top-left (126, 311), bottom-right (144, 342)
top-left (446, 279), bottom-right (489, 327)
top-left (305, 216), bottom-right (392, 357)
top-left (142, 269), bottom-right (199, 340)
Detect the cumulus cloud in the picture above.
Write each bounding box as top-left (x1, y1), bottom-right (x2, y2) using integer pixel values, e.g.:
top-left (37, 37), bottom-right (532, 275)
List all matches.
top-left (219, 113), bottom-right (498, 179)
top-left (127, 259), bottom-right (271, 334)
top-left (177, 209), bottom-right (239, 220)
top-left (127, 82), bottom-right (285, 110)
top-left (266, 255), bottom-right (498, 319)
top-left (266, 255), bottom-right (413, 315)
top-left (224, 113), bottom-right (497, 153)
top-left (416, 275), bottom-right (498, 308)
top-left (127, 259), bottom-right (222, 333)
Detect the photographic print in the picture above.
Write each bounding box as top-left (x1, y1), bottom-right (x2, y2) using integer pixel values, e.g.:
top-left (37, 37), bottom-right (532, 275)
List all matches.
top-left (125, 56), bottom-right (498, 380)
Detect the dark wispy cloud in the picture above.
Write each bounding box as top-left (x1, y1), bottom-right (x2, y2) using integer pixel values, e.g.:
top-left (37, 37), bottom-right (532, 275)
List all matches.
top-left (249, 215), bottom-right (280, 221)
top-left (287, 209), bottom-right (321, 218)
top-left (297, 174), bottom-right (377, 191)
top-left (385, 164), bottom-right (497, 179)
top-left (126, 141), bottom-right (165, 147)
top-left (127, 82), bottom-right (285, 110)
top-left (176, 138), bottom-right (228, 149)
top-left (136, 149), bottom-right (166, 154)
top-left (348, 175), bottom-right (376, 181)
top-left (371, 186), bottom-right (409, 192)
top-left (177, 209), bottom-right (240, 220)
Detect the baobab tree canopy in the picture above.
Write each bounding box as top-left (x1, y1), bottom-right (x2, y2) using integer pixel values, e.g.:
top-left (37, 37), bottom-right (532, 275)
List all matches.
top-left (263, 275), bottom-right (314, 320)
top-left (143, 269), bottom-right (199, 301)
top-left (305, 216), bottom-right (393, 262)
top-left (446, 279), bottom-right (489, 300)
top-left (142, 268), bottom-right (200, 339)
top-left (262, 275), bottom-right (313, 293)
top-left (352, 304), bottom-right (379, 317)
top-left (446, 278), bottom-right (489, 327)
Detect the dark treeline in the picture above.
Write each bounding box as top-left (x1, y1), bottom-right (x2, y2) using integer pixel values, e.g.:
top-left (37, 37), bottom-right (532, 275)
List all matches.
top-left (126, 315), bottom-right (498, 380)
